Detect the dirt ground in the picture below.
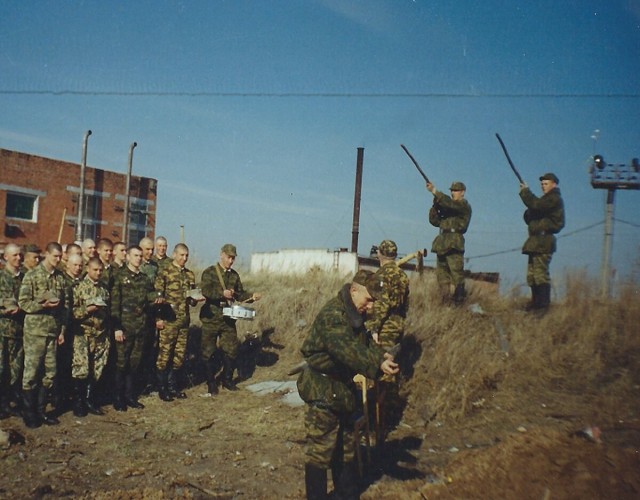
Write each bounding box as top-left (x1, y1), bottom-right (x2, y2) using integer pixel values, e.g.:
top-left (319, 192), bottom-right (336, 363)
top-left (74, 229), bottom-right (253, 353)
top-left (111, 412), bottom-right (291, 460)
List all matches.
top-left (1, 330), bottom-right (639, 499)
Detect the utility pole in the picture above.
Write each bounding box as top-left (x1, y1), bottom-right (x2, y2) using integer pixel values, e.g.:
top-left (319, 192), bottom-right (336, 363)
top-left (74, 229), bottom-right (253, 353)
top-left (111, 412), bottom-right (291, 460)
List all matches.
top-left (590, 154), bottom-right (640, 297)
top-left (76, 130), bottom-right (92, 242)
top-left (122, 142), bottom-right (137, 244)
top-left (351, 147), bottom-right (364, 254)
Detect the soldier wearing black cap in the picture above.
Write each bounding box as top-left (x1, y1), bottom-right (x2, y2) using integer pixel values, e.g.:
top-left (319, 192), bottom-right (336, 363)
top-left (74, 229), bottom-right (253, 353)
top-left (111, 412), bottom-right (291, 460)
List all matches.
top-left (297, 269), bottom-right (398, 499)
top-left (427, 180), bottom-right (472, 305)
top-left (519, 172), bottom-right (565, 311)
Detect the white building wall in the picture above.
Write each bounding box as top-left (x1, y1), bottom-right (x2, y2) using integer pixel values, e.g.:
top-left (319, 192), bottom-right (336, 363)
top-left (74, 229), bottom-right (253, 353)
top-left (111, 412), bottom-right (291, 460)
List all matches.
top-left (250, 249), bottom-right (358, 276)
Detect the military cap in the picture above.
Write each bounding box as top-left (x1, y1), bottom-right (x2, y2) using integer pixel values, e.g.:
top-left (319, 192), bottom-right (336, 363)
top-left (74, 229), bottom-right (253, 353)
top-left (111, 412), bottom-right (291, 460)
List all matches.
top-left (187, 287), bottom-right (206, 301)
top-left (352, 269), bottom-right (383, 301)
top-left (24, 244), bottom-right (41, 254)
top-left (221, 243), bottom-right (237, 256)
top-left (38, 290), bottom-right (60, 304)
top-left (378, 239), bottom-right (398, 258)
top-left (539, 172), bottom-right (559, 184)
top-left (86, 296), bottom-right (108, 307)
top-left (450, 181), bottom-right (466, 191)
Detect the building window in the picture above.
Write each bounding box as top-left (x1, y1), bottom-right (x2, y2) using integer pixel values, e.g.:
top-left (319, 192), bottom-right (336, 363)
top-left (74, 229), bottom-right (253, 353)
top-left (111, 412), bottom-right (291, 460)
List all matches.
top-left (127, 200), bottom-right (148, 244)
top-left (6, 191), bottom-right (38, 221)
top-left (80, 194), bottom-right (100, 240)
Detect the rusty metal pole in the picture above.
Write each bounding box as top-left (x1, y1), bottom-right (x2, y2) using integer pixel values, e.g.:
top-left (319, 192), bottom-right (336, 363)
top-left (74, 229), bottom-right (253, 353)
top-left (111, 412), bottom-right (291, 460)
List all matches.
top-left (351, 147), bottom-right (364, 254)
top-left (122, 142), bottom-right (137, 244)
top-left (76, 130), bottom-right (92, 242)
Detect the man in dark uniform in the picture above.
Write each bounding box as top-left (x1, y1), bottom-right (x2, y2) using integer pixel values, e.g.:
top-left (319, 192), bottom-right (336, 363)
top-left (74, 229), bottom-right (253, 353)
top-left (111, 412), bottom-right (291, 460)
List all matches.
top-left (519, 172), bottom-right (565, 311)
top-left (297, 270), bottom-right (399, 499)
top-left (427, 181), bottom-right (472, 305)
top-left (199, 244), bottom-right (260, 393)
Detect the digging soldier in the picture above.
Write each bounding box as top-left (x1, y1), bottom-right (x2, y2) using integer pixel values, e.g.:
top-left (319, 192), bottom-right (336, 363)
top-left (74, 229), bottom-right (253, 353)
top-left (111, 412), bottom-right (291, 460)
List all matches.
top-left (199, 244), bottom-right (261, 394)
top-left (154, 243), bottom-right (203, 401)
top-left (427, 181), bottom-right (472, 305)
top-left (297, 270), bottom-right (399, 500)
top-left (18, 242), bottom-right (68, 428)
top-left (365, 239), bottom-right (410, 443)
top-left (111, 245), bottom-right (157, 411)
top-left (71, 257), bottom-right (111, 417)
top-left (0, 244), bottom-right (26, 419)
top-left (520, 172), bottom-right (565, 312)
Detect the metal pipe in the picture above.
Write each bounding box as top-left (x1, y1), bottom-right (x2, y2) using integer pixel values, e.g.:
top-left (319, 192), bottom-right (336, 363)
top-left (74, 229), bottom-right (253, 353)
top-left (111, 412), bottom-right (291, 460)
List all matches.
top-left (351, 147), bottom-right (364, 254)
top-left (122, 142), bottom-right (137, 244)
top-left (600, 188), bottom-right (615, 298)
top-left (76, 130), bottom-right (92, 241)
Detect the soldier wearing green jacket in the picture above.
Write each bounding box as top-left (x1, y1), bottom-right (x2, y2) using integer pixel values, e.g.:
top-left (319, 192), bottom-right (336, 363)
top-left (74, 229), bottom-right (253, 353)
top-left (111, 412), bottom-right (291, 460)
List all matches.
top-left (71, 257), bottom-right (110, 417)
top-left (519, 172), bottom-right (565, 311)
top-left (0, 243), bottom-right (25, 418)
top-left (199, 244), bottom-right (260, 393)
top-left (154, 243), bottom-right (202, 401)
top-left (427, 181), bottom-right (472, 305)
top-left (18, 242), bottom-right (68, 428)
top-left (111, 245), bottom-right (157, 411)
top-left (297, 270), bottom-right (399, 500)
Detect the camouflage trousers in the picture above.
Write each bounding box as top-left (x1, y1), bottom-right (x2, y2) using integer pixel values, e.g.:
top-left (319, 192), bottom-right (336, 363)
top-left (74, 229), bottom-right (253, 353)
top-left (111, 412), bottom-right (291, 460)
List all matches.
top-left (72, 332), bottom-right (111, 381)
top-left (436, 251), bottom-right (465, 287)
top-left (201, 316), bottom-right (239, 361)
top-left (156, 313), bottom-right (189, 371)
top-left (304, 404), bottom-right (355, 469)
top-left (0, 336), bottom-right (24, 386)
top-left (22, 333), bottom-right (58, 390)
top-left (114, 333), bottom-right (145, 373)
top-left (527, 253), bottom-right (552, 286)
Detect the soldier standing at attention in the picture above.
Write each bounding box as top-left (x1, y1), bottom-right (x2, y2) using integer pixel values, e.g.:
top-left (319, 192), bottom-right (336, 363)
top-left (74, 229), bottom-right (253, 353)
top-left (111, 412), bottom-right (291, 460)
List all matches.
top-left (71, 257), bottom-right (110, 417)
top-left (427, 181), bottom-right (472, 305)
top-left (154, 243), bottom-right (202, 401)
top-left (22, 244), bottom-right (41, 272)
top-left (112, 242), bottom-right (127, 270)
top-left (199, 244), bottom-right (261, 393)
top-left (18, 242), bottom-right (68, 428)
top-left (153, 236), bottom-right (170, 269)
top-left (96, 238), bottom-right (115, 291)
top-left (138, 236), bottom-right (160, 393)
top-left (0, 244), bottom-right (26, 419)
top-left (365, 239), bottom-right (410, 442)
top-left (81, 238), bottom-right (97, 266)
top-left (111, 246), bottom-right (157, 411)
top-left (297, 270), bottom-right (399, 500)
top-left (519, 173), bottom-right (565, 311)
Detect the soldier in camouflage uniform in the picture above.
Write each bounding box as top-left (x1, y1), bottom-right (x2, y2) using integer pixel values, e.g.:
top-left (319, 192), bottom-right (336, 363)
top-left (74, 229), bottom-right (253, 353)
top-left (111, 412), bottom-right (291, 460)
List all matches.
top-left (81, 238), bottom-right (97, 267)
top-left (111, 245), bottom-right (157, 411)
top-left (153, 236), bottom-right (170, 270)
top-left (297, 270), bottom-right (399, 499)
top-left (71, 257), bottom-right (111, 417)
top-left (427, 181), bottom-right (472, 305)
top-left (0, 244), bottom-right (25, 418)
top-left (199, 244), bottom-right (260, 393)
top-left (112, 241), bottom-right (127, 270)
top-left (520, 172), bottom-right (565, 311)
top-left (96, 238), bottom-right (115, 292)
top-left (365, 240), bottom-right (410, 443)
top-left (18, 242), bottom-right (68, 428)
top-left (154, 243), bottom-right (202, 401)
top-left (139, 236), bottom-right (160, 393)
top-left (22, 244), bottom-right (41, 273)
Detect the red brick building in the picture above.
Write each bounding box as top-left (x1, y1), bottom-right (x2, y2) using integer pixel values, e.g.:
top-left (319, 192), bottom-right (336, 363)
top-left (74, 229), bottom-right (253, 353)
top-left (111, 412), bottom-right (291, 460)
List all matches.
top-left (0, 148), bottom-right (157, 250)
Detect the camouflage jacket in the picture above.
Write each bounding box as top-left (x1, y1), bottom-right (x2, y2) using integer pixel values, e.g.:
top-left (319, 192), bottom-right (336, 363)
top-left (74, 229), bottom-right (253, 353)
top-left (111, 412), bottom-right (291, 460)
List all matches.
top-left (63, 273), bottom-right (82, 336)
top-left (141, 259), bottom-right (159, 284)
top-left (297, 285), bottom-right (385, 414)
top-left (72, 276), bottom-right (110, 337)
top-left (199, 264), bottom-right (251, 321)
top-left (365, 261), bottom-right (410, 340)
top-left (0, 267), bottom-right (25, 338)
top-left (154, 262), bottom-right (197, 319)
top-left (152, 255), bottom-right (171, 270)
top-left (98, 263), bottom-right (116, 292)
top-left (111, 266), bottom-right (157, 335)
top-left (18, 263), bottom-right (69, 337)
top-left (429, 191), bottom-right (472, 255)
top-left (520, 187), bottom-right (565, 255)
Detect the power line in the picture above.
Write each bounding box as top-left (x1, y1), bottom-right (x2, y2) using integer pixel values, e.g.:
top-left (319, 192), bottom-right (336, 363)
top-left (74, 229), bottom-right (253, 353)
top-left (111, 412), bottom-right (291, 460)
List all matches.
top-left (615, 217), bottom-right (640, 229)
top-left (1, 89), bottom-right (639, 99)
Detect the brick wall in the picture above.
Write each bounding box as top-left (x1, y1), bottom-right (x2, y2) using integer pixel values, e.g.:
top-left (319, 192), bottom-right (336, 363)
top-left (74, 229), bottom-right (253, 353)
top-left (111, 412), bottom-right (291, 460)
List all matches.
top-left (0, 148), bottom-right (157, 249)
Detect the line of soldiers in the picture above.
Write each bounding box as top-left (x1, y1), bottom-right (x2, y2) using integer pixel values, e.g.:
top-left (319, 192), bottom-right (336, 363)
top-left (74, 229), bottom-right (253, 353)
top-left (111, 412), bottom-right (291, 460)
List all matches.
top-left (426, 171), bottom-right (564, 311)
top-left (0, 236), bottom-right (260, 428)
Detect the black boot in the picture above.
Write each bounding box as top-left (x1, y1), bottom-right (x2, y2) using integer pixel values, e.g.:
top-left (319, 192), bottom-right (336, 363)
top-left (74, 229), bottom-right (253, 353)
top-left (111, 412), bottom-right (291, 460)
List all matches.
top-left (205, 358), bottom-right (219, 395)
top-left (168, 369), bottom-right (186, 399)
top-left (72, 379), bottom-right (88, 417)
top-left (22, 388), bottom-right (41, 428)
top-left (37, 386), bottom-right (59, 425)
top-left (9, 381), bottom-right (22, 417)
top-left (537, 283), bottom-right (551, 312)
top-left (157, 369), bottom-right (173, 402)
top-left (452, 284), bottom-right (466, 306)
top-left (113, 371), bottom-right (127, 412)
top-left (85, 379), bottom-right (104, 416)
top-left (526, 285), bottom-right (539, 311)
top-left (0, 384), bottom-right (11, 419)
top-left (221, 355), bottom-right (238, 391)
top-left (125, 372), bottom-right (144, 409)
top-left (333, 461), bottom-right (359, 500)
top-left (305, 463), bottom-right (328, 500)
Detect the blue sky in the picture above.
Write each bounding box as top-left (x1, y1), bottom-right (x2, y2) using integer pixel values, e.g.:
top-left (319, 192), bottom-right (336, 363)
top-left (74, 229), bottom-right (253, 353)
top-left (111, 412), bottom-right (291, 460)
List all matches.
top-left (1, 0), bottom-right (639, 291)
